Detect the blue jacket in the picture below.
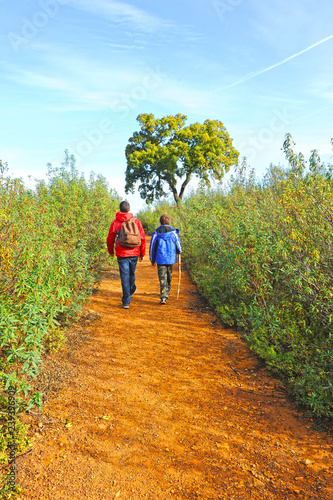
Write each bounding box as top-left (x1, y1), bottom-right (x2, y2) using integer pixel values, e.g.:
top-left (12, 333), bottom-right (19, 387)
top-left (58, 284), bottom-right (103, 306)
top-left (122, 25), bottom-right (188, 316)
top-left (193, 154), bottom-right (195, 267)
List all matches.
top-left (149, 226), bottom-right (182, 265)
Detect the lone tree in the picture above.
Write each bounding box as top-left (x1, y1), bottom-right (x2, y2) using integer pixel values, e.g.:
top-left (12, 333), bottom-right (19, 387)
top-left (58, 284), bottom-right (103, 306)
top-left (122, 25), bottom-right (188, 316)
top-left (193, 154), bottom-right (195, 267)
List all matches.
top-left (125, 113), bottom-right (239, 204)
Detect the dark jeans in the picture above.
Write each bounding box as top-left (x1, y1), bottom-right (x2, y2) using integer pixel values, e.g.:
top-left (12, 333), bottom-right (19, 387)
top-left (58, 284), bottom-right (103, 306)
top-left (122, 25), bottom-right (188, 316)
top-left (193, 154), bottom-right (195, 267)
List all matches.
top-left (117, 256), bottom-right (139, 305)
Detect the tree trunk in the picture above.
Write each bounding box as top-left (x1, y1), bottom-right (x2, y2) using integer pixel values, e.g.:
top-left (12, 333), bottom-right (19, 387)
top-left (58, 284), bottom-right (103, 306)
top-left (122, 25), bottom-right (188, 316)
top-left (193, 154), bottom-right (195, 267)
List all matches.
top-left (166, 178), bottom-right (180, 204)
top-left (167, 174), bottom-right (191, 204)
top-left (179, 174), bottom-right (191, 200)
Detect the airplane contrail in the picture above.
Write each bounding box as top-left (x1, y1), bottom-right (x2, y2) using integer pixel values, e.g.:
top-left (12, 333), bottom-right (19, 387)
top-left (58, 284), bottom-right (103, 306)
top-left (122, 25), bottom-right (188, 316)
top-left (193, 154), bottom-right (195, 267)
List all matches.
top-left (217, 34), bottom-right (333, 91)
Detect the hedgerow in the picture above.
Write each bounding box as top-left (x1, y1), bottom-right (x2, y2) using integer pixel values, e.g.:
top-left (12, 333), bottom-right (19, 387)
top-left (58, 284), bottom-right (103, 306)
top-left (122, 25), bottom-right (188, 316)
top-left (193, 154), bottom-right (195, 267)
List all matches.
top-left (0, 152), bottom-right (120, 489)
top-left (141, 136), bottom-right (333, 419)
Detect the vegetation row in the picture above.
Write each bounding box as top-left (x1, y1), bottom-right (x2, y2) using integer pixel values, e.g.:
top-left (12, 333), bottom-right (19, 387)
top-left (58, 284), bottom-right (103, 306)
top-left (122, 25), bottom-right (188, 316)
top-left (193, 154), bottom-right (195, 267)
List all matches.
top-left (138, 135), bottom-right (333, 421)
top-left (0, 152), bottom-right (120, 486)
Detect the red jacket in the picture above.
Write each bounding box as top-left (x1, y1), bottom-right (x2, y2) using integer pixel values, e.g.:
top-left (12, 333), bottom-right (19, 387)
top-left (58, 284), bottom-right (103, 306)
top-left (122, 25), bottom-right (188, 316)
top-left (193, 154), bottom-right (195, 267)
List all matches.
top-left (106, 211), bottom-right (146, 258)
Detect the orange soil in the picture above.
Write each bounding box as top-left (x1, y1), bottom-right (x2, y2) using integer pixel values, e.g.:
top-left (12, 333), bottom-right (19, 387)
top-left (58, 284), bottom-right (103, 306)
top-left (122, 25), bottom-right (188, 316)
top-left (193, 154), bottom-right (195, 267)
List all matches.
top-left (18, 237), bottom-right (333, 499)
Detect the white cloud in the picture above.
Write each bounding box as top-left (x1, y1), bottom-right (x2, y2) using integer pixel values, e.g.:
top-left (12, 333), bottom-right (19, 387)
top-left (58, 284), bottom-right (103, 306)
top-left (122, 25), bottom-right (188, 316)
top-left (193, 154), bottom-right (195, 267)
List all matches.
top-left (105, 42), bottom-right (146, 50)
top-left (66, 0), bottom-right (199, 45)
top-left (8, 69), bottom-right (75, 92)
top-left (324, 92), bottom-right (333, 102)
top-left (4, 42), bottom-right (218, 115)
top-left (68, 0), bottom-right (167, 33)
top-left (4, 56), bottom-right (165, 110)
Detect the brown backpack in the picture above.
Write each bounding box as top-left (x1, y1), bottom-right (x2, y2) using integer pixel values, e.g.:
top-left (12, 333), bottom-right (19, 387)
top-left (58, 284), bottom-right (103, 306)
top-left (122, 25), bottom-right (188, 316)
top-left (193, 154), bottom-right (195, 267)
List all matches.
top-left (118, 218), bottom-right (141, 248)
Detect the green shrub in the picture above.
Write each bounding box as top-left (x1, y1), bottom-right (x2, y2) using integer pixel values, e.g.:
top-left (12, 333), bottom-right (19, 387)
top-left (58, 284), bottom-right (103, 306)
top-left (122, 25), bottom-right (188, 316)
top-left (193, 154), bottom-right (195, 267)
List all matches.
top-left (139, 136), bottom-right (333, 419)
top-left (0, 153), bottom-right (120, 470)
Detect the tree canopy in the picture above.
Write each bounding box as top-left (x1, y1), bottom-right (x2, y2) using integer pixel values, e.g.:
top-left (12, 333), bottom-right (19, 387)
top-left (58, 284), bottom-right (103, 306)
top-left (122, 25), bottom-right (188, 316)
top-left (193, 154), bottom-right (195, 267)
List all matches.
top-left (125, 113), bottom-right (239, 204)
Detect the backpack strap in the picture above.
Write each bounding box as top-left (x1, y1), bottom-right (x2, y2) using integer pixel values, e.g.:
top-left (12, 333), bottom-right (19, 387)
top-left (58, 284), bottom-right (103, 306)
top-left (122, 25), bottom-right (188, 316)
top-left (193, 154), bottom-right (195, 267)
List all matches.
top-left (115, 218), bottom-right (135, 236)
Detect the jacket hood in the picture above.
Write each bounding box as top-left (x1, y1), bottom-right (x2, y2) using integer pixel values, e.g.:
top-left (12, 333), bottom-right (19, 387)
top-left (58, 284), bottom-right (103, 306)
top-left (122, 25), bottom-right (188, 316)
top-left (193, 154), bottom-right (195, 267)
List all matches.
top-left (116, 211), bottom-right (134, 222)
top-left (155, 227), bottom-right (179, 240)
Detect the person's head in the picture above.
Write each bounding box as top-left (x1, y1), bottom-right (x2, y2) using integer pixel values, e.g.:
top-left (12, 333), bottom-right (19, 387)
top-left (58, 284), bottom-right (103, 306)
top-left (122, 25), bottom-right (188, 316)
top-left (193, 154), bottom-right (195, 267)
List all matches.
top-left (160, 214), bottom-right (171, 226)
top-left (119, 200), bottom-right (130, 213)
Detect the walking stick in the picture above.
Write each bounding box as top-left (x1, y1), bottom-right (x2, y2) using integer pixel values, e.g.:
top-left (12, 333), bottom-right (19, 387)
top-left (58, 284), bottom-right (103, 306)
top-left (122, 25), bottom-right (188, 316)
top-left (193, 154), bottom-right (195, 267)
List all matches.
top-left (177, 254), bottom-right (181, 299)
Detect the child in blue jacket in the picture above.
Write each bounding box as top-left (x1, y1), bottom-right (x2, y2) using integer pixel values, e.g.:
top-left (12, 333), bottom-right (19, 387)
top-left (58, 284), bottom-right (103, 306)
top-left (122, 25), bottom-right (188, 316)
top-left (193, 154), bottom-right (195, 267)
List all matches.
top-left (149, 214), bottom-right (182, 304)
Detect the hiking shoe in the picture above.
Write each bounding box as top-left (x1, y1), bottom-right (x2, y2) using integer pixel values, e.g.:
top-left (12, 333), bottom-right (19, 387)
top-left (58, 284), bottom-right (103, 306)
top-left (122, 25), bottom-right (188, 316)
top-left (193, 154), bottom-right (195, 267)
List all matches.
top-left (130, 286), bottom-right (137, 297)
top-left (160, 298), bottom-right (167, 305)
top-left (123, 304), bottom-right (130, 309)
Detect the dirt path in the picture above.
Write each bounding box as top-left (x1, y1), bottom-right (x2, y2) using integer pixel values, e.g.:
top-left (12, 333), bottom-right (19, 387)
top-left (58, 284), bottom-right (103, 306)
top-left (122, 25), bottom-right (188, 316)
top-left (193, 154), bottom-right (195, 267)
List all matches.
top-left (19, 238), bottom-right (333, 499)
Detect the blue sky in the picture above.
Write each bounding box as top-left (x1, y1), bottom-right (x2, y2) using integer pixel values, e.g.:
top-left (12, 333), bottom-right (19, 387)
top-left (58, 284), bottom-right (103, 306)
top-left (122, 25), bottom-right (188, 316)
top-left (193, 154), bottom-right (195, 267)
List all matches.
top-left (1, 0), bottom-right (332, 213)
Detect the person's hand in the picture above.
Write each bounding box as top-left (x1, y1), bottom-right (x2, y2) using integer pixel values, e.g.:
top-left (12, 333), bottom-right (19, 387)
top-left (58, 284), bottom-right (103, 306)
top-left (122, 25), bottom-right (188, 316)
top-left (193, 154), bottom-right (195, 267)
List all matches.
top-left (139, 256), bottom-right (144, 262)
top-left (151, 262), bottom-right (156, 267)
